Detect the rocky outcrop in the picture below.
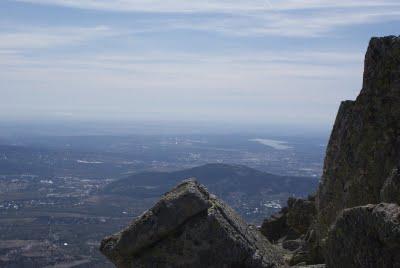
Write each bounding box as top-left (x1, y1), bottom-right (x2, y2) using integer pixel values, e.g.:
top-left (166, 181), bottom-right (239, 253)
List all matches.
top-left (261, 197), bottom-right (316, 243)
top-left (260, 197), bottom-right (318, 265)
top-left (325, 203), bottom-right (400, 268)
top-left (100, 179), bottom-right (285, 268)
top-left (316, 36), bottom-right (400, 239)
top-left (286, 198), bottom-right (316, 235)
top-left (260, 208), bottom-right (292, 243)
top-left (261, 35), bottom-right (400, 266)
top-left (305, 35), bottom-right (400, 264)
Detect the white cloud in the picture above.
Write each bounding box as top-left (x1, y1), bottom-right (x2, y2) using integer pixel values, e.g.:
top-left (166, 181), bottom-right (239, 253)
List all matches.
top-left (13, 0), bottom-right (400, 38)
top-left (0, 53), bottom-right (361, 124)
top-left (14, 0), bottom-right (400, 13)
top-left (0, 26), bottom-right (113, 49)
top-left (157, 9), bottom-right (400, 37)
top-left (1, 0), bottom-right (397, 123)
top-left (0, 49), bottom-right (363, 106)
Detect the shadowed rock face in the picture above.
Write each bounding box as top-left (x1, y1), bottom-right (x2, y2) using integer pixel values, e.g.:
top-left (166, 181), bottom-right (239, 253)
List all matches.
top-left (100, 179), bottom-right (285, 268)
top-left (260, 197), bottom-right (316, 243)
top-left (325, 203), bottom-right (400, 268)
top-left (316, 36), bottom-right (400, 238)
top-left (380, 168), bottom-right (400, 204)
top-left (259, 36), bottom-right (400, 266)
top-left (260, 208), bottom-right (291, 243)
top-left (286, 198), bottom-right (316, 235)
top-left (260, 197), bottom-right (318, 266)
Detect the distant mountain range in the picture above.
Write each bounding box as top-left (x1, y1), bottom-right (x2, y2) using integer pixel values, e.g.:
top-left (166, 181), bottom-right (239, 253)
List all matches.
top-left (103, 163), bottom-right (319, 222)
top-left (104, 163), bottom-right (318, 198)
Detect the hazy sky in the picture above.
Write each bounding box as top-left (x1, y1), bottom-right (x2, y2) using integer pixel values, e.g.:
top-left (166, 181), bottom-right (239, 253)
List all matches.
top-left (1, 0), bottom-right (399, 127)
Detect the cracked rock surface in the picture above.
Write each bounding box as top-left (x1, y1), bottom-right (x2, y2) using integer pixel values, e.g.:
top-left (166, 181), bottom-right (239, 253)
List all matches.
top-left (326, 203), bottom-right (400, 268)
top-left (100, 179), bottom-right (285, 268)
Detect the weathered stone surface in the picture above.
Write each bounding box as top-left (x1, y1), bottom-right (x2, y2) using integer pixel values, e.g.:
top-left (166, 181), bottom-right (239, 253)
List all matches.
top-left (286, 198), bottom-right (316, 235)
top-left (325, 203), bottom-right (400, 268)
top-left (260, 208), bottom-right (292, 243)
top-left (100, 179), bottom-right (285, 268)
top-left (260, 197), bottom-right (319, 266)
top-left (261, 36), bottom-right (400, 266)
top-left (293, 227), bottom-right (324, 265)
top-left (282, 240), bottom-right (302, 252)
top-left (316, 35), bottom-right (400, 239)
top-left (380, 168), bottom-right (400, 204)
top-left (261, 197), bottom-right (316, 244)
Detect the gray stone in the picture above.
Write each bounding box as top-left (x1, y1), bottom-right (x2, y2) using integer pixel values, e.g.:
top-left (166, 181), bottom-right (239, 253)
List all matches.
top-left (100, 179), bottom-right (285, 268)
top-left (286, 198), bottom-right (316, 235)
top-left (306, 36), bottom-right (400, 264)
top-left (282, 240), bottom-right (302, 252)
top-left (260, 209), bottom-right (292, 243)
top-left (380, 168), bottom-right (400, 204)
top-left (261, 197), bottom-right (316, 244)
top-left (325, 203), bottom-right (400, 268)
top-left (316, 36), bottom-right (400, 239)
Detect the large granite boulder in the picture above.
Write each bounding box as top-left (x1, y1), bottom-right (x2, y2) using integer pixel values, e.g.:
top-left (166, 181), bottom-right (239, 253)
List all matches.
top-left (316, 35), bottom-right (400, 242)
top-left (100, 179), bottom-right (285, 268)
top-left (325, 203), bottom-right (400, 268)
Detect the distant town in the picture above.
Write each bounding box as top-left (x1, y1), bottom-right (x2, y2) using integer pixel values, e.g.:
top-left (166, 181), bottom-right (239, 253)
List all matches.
top-left (0, 132), bottom-right (326, 266)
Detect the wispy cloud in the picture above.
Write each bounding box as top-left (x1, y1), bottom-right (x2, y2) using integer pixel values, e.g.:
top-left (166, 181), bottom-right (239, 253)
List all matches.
top-left (14, 0), bottom-right (400, 13)
top-left (2, 0), bottom-right (397, 123)
top-left (184, 9), bottom-right (400, 37)
top-left (13, 0), bottom-right (400, 38)
top-left (0, 48), bottom-right (363, 123)
top-left (0, 26), bottom-right (113, 49)
top-left (0, 49), bottom-right (363, 96)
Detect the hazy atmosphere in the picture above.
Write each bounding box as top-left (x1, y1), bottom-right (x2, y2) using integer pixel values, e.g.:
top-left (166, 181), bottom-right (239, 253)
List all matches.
top-left (2, 0), bottom-right (399, 127)
top-left (1, 2), bottom-right (400, 267)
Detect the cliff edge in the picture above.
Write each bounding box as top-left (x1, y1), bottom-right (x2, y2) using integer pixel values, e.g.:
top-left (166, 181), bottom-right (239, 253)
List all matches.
top-left (261, 36), bottom-right (400, 266)
top-left (317, 36), bottom-right (400, 236)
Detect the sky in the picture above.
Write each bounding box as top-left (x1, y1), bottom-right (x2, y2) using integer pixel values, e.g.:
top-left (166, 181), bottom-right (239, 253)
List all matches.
top-left (0, 0), bottom-right (399, 128)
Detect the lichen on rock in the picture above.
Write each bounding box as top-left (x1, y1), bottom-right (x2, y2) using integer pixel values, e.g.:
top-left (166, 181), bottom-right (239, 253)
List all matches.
top-left (315, 35), bottom-right (400, 252)
top-left (100, 179), bottom-right (285, 268)
top-left (380, 167), bottom-right (400, 204)
top-left (325, 203), bottom-right (400, 268)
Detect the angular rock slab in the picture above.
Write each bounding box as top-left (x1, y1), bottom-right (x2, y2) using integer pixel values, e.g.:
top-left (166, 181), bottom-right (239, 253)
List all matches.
top-left (317, 35), bottom-right (400, 237)
top-left (100, 179), bottom-right (285, 268)
top-left (325, 203), bottom-right (400, 268)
